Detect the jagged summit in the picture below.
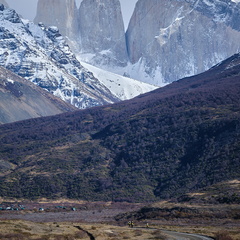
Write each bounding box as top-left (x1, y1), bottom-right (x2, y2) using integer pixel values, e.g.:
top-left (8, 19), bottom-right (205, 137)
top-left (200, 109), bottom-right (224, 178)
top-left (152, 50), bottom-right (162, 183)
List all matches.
top-left (34, 0), bottom-right (128, 68)
top-left (0, 4), bottom-right (118, 109)
top-left (33, 0), bottom-right (240, 86)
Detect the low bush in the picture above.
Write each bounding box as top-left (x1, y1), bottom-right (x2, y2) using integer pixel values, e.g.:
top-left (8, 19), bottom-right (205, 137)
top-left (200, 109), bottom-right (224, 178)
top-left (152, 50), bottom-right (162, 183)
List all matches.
top-left (215, 231), bottom-right (233, 240)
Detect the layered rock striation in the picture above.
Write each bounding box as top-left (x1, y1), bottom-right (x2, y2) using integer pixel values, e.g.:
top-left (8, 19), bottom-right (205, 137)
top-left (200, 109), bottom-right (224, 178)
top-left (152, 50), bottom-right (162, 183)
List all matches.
top-left (0, 4), bottom-right (118, 109)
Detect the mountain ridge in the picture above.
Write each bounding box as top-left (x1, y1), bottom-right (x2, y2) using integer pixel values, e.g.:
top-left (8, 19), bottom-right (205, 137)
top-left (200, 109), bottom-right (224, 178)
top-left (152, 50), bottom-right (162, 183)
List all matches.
top-left (0, 65), bottom-right (77, 124)
top-left (33, 0), bottom-right (240, 85)
top-left (0, 3), bottom-right (156, 111)
top-left (0, 4), bottom-right (119, 109)
top-left (0, 52), bottom-right (239, 201)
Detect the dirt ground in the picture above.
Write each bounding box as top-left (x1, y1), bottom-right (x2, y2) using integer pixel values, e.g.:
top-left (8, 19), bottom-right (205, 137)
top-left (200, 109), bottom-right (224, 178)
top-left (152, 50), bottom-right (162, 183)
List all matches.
top-left (0, 200), bottom-right (239, 239)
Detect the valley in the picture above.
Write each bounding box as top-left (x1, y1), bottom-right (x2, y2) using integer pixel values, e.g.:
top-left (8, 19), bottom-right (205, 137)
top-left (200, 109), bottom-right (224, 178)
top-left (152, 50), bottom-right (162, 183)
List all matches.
top-left (0, 198), bottom-right (239, 239)
top-left (0, 1), bottom-right (240, 239)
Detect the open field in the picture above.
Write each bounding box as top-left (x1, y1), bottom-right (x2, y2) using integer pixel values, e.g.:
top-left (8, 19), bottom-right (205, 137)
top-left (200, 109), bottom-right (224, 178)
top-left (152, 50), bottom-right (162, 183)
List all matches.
top-left (0, 199), bottom-right (239, 239)
top-left (0, 218), bottom-right (239, 240)
top-left (0, 220), bottom-right (170, 240)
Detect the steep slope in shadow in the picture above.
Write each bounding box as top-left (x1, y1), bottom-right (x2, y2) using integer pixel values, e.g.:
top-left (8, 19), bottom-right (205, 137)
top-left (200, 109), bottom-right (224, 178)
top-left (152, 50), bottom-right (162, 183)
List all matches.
top-left (0, 66), bottom-right (76, 124)
top-left (0, 53), bottom-right (239, 201)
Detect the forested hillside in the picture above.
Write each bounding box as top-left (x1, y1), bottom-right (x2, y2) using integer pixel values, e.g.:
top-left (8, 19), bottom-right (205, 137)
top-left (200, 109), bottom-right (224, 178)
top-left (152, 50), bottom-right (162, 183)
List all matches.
top-left (0, 54), bottom-right (240, 202)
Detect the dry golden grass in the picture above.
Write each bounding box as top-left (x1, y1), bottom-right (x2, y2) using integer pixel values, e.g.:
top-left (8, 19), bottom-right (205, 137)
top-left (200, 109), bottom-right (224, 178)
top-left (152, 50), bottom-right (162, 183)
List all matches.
top-left (0, 220), bottom-right (89, 240)
top-left (0, 219), bottom-right (239, 240)
top-left (0, 220), bottom-right (169, 240)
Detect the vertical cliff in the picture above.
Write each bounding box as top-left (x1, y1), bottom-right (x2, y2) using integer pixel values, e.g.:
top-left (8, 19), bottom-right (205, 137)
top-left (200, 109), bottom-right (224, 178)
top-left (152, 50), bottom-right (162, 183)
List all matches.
top-left (78, 0), bottom-right (128, 67)
top-left (34, 0), bottom-right (79, 40)
top-left (126, 0), bottom-right (240, 85)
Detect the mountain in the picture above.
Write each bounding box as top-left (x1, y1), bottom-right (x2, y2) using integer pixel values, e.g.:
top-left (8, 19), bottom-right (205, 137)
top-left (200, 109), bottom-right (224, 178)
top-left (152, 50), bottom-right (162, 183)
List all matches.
top-left (0, 4), bottom-right (121, 109)
top-left (78, 0), bottom-right (128, 67)
top-left (0, 66), bottom-right (76, 124)
top-left (0, 4), bottom-right (140, 109)
top-left (0, 52), bottom-right (239, 202)
top-left (34, 0), bottom-right (128, 68)
top-left (33, 0), bottom-right (240, 86)
top-left (34, 0), bottom-right (79, 43)
top-left (80, 61), bottom-right (158, 101)
top-left (126, 0), bottom-right (240, 85)
top-left (0, 4), bottom-right (156, 109)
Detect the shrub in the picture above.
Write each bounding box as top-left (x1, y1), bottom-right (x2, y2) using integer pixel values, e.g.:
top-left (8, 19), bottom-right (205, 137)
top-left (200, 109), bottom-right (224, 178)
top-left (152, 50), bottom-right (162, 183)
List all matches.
top-left (215, 231), bottom-right (233, 240)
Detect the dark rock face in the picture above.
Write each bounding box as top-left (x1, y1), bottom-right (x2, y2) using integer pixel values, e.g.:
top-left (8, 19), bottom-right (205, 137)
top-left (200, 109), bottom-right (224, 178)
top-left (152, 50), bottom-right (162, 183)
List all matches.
top-left (0, 66), bottom-right (77, 124)
top-left (78, 0), bottom-right (128, 67)
top-left (0, 1), bottom-right (8, 8)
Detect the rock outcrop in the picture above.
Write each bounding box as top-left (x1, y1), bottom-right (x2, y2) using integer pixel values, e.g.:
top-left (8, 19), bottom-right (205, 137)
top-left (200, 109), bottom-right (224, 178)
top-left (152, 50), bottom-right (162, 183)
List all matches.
top-left (126, 0), bottom-right (240, 85)
top-left (34, 0), bottom-right (128, 68)
top-left (0, 66), bottom-right (77, 124)
top-left (0, 0), bottom-right (8, 7)
top-left (34, 0), bottom-right (79, 40)
top-left (0, 4), bottom-right (118, 109)
top-left (78, 0), bottom-right (128, 67)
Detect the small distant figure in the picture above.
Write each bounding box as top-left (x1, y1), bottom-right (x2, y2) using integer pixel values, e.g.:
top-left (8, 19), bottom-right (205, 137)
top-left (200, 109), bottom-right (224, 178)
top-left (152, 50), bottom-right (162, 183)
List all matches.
top-left (130, 221), bottom-right (134, 228)
top-left (146, 222), bottom-right (149, 228)
top-left (128, 221), bottom-right (134, 228)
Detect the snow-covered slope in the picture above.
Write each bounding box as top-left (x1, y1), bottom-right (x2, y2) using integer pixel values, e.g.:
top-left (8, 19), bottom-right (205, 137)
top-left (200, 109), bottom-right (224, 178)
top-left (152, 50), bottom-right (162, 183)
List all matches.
top-left (80, 61), bottom-right (158, 100)
top-left (0, 4), bottom-right (119, 109)
top-left (0, 4), bottom-right (157, 110)
top-left (34, 0), bottom-right (240, 87)
top-left (0, 65), bottom-right (76, 124)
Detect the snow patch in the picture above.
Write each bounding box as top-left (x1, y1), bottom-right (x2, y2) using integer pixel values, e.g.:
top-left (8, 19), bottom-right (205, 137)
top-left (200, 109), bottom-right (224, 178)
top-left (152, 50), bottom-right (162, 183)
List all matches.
top-left (7, 78), bottom-right (14, 84)
top-left (80, 61), bottom-right (158, 100)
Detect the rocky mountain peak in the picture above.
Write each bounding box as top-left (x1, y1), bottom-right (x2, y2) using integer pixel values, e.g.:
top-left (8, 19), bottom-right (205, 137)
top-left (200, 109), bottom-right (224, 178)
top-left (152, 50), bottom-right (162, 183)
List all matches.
top-left (0, 5), bottom-right (119, 109)
top-left (34, 0), bottom-right (129, 68)
top-left (78, 0), bottom-right (128, 67)
top-left (34, 0), bottom-right (79, 40)
top-left (126, 0), bottom-right (240, 85)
